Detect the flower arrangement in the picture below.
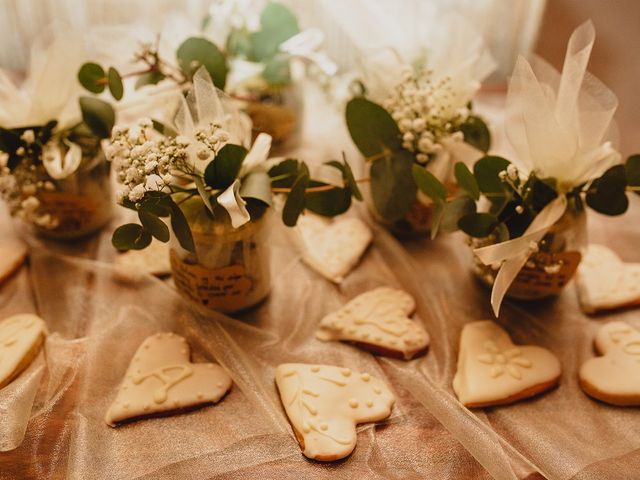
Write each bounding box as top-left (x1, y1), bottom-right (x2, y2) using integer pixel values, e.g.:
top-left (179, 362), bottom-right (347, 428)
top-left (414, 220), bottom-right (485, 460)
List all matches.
top-left (0, 32), bottom-right (115, 238)
top-left (415, 21), bottom-right (640, 315)
top-left (344, 11), bottom-right (495, 237)
top-left (108, 67), bottom-right (360, 253)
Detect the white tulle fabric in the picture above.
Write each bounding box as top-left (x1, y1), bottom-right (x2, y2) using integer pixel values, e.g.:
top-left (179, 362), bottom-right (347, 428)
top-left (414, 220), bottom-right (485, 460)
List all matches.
top-left (475, 21), bottom-right (621, 317)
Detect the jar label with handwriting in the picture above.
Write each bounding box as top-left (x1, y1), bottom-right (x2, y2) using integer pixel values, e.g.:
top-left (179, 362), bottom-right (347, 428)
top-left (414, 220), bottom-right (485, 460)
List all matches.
top-left (170, 250), bottom-right (253, 312)
top-left (510, 251), bottom-right (582, 298)
top-left (38, 191), bottom-right (97, 234)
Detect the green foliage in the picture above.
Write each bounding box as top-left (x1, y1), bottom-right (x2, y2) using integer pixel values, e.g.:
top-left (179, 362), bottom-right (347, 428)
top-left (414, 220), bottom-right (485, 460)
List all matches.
top-left (586, 165), bottom-right (629, 215)
top-left (151, 119), bottom-right (177, 138)
top-left (177, 37), bottom-right (228, 89)
top-left (204, 144), bottom-right (247, 189)
top-left (107, 67), bottom-right (124, 100)
top-left (326, 156), bottom-right (363, 201)
top-left (282, 172), bottom-right (309, 226)
top-left (249, 2), bottom-right (299, 62)
top-left (79, 97), bottom-right (115, 139)
top-left (438, 196), bottom-right (477, 235)
top-left (458, 212), bottom-right (500, 238)
top-left (473, 155), bottom-right (511, 194)
top-left (345, 97), bottom-right (402, 156)
top-left (460, 115), bottom-right (491, 153)
top-left (454, 162), bottom-right (480, 200)
top-left (412, 165), bottom-right (446, 202)
top-left (262, 54), bottom-right (291, 86)
top-left (268, 158), bottom-right (308, 187)
top-left (139, 210), bottom-right (170, 242)
top-left (626, 154), bottom-right (640, 195)
top-left (370, 149), bottom-right (417, 222)
top-left (135, 70), bottom-right (166, 90)
top-left (78, 63), bottom-right (106, 94)
top-left (112, 223), bottom-right (152, 250)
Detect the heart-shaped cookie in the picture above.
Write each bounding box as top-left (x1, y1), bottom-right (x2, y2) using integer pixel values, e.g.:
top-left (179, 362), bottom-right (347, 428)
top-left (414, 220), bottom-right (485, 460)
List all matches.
top-left (275, 363), bottom-right (394, 461)
top-left (316, 287), bottom-right (429, 359)
top-left (0, 314), bottom-right (46, 389)
top-left (579, 321), bottom-right (640, 406)
top-left (293, 214), bottom-right (372, 283)
top-left (105, 332), bottom-right (232, 426)
top-left (0, 239), bottom-right (27, 286)
top-left (575, 244), bottom-right (640, 313)
top-left (453, 321), bottom-right (561, 407)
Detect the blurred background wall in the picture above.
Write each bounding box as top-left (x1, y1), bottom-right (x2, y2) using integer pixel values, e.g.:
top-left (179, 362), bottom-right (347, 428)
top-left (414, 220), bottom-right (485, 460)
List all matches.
top-left (0, 0), bottom-right (638, 155)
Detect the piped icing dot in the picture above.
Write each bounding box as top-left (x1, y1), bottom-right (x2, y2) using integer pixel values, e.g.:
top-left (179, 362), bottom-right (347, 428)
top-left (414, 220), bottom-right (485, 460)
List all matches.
top-left (341, 369), bottom-right (351, 377)
top-left (320, 422), bottom-right (328, 431)
top-left (311, 366), bottom-right (320, 373)
top-left (181, 349), bottom-right (187, 355)
top-left (197, 392), bottom-right (204, 399)
top-left (348, 398), bottom-right (358, 408)
top-left (122, 402), bottom-right (129, 409)
top-left (366, 400), bottom-right (373, 407)
top-left (361, 373), bottom-right (371, 382)
top-left (373, 387), bottom-right (382, 395)
top-left (173, 399), bottom-right (181, 407)
top-left (216, 382), bottom-right (223, 388)
top-left (143, 404), bottom-right (150, 411)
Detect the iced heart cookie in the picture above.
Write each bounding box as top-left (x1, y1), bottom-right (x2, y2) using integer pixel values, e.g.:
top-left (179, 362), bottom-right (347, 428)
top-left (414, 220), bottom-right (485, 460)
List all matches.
top-left (294, 214), bottom-right (372, 283)
top-left (0, 314), bottom-right (47, 389)
top-left (316, 287), bottom-right (429, 360)
top-left (0, 240), bottom-right (27, 286)
top-left (275, 363), bottom-right (394, 461)
top-left (453, 321), bottom-right (561, 407)
top-left (105, 332), bottom-right (232, 426)
top-left (579, 321), bottom-right (640, 406)
top-left (575, 244), bottom-right (640, 313)
top-left (114, 239), bottom-right (171, 280)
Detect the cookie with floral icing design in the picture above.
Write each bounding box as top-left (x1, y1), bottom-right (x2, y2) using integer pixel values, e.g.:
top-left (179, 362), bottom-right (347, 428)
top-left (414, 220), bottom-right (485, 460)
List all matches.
top-left (0, 240), bottom-right (27, 286)
top-left (0, 314), bottom-right (46, 389)
top-left (275, 363), bottom-right (394, 461)
top-left (294, 214), bottom-right (372, 283)
top-left (114, 239), bottom-right (171, 281)
top-left (453, 321), bottom-right (561, 407)
top-left (316, 287), bottom-right (429, 360)
top-left (579, 321), bottom-right (640, 406)
top-left (576, 245), bottom-right (640, 314)
top-left (105, 332), bottom-right (232, 426)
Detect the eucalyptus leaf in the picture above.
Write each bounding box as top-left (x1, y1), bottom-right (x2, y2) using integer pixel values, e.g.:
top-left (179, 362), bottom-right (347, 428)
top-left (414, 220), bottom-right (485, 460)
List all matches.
top-left (282, 173), bottom-right (308, 226)
top-left (268, 159), bottom-right (306, 188)
top-left (138, 210), bottom-right (170, 242)
top-left (152, 119), bottom-right (177, 138)
top-left (412, 165), bottom-right (446, 203)
top-left (135, 70), bottom-right (166, 90)
top-left (177, 37), bottom-right (228, 89)
top-left (439, 196), bottom-right (477, 234)
top-left (494, 223), bottom-right (510, 243)
top-left (112, 223), bottom-right (152, 250)
top-left (460, 115), bottom-right (491, 153)
top-left (305, 182), bottom-right (351, 217)
top-left (454, 162), bottom-right (480, 200)
top-left (194, 177), bottom-right (215, 214)
top-left (169, 202), bottom-right (195, 253)
top-left (473, 155), bottom-right (511, 194)
top-left (108, 67), bottom-right (124, 100)
top-left (139, 194), bottom-right (171, 217)
top-left (79, 97), bottom-right (115, 139)
top-left (262, 54), bottom-right (291, 86)
top-left (345, 97), bottom-right (401, 157)
top-left (626, 154), bottom-right (640, 195)
top-left (586, 164), bottom-right (628, 215)
top-left (204, 143), bottom-right (247, 189)
top-left (370, 150), bottom-right (417, 222)
top-left (240, 171), bottom-right (273, 206)
top-left (458, 213), bottom-right (500, 238)
top-left (78, 62), bottom-right (106, 94)
top-left (226, 28), bottom-right (252, 57)
top-left (249, 1), bottom-right (299, 61)
top-left (326, 156), bottom-right (362, 201)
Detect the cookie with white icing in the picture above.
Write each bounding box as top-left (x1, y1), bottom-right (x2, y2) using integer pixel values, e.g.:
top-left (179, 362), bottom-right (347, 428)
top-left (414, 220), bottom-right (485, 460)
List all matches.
top-left (114, 239), bottom-right (171, 280)
top-left (575, 244), bottom-right (640, 314)
top-left (105, 332), bottom-right (232, 426)
top-left (275, 363), bottom-right (394, 461)
top-left (0, 314), bottom-right (47, 389)
top-left (579, 321), bottom-right (640, 406)
top-left (453, 321), bottom-right (561, 407)
top-left (294, 214), bottom-right (372, 283)
top-left (0, 240), bottom-right (27, 286)
top-left (316, 287), bottom-right (429, 360)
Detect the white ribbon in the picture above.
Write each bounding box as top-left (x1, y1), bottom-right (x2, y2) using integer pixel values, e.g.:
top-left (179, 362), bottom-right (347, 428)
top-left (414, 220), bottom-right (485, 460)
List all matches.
top-left (42, 139), bottom-right (83, 180)
top-left (280, 29), bottom-right (338, 76)
top-left (217, 179), bottom-right (250, 228)
top-left (474, 195), bottom-right (568, 317)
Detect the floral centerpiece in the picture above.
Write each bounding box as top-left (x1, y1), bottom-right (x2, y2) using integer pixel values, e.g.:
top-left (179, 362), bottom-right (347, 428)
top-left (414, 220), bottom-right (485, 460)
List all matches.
top-left (107, 68), bottom-right (360, 313)
top-left (0, 32), bottom-right (116, 239)
top-left (344, 11), bottom-right (495, 238)
top-left (416, 22), bottom-right (640, 316)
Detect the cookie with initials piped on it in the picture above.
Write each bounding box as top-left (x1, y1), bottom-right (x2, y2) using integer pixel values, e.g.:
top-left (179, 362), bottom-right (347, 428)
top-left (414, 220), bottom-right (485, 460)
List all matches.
top-left (275, 363), bottom-right (394, 461)
top-left (316, 287), bottom-right (429, 360)
top-left (105, 332), bottom-right (232, 426)
top-left (579, 321), bottom-right (640, 406)
top-left (0, 314), bottom-right (47, 389)
top-left (453, 321), bottom-right (561, 408)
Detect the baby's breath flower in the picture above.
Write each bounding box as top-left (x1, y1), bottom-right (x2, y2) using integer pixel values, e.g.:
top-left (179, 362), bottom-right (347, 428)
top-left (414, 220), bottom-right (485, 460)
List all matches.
top-left (20, 130), bottom-right (35, 144)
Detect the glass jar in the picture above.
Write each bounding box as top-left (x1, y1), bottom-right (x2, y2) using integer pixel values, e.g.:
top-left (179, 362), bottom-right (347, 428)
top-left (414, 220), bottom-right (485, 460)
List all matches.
top-left (470, 201), bottom-right (586, 300)
top-left (34, 150), bottom-right (113, 240)
top-left (169, 199), bottom-right (272, 314)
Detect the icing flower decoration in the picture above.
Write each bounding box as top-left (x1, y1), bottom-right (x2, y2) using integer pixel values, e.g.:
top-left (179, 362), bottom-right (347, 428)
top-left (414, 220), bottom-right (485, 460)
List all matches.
top-left (477, 341), bottom-right (532, 380)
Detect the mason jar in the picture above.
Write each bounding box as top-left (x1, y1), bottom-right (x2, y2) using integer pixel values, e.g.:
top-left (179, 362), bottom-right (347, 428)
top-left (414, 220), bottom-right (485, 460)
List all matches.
top-left (34, 149), bottom-right (113, 240)
top-left (169, 199), bottom-right (272, 314)
top-left (470, 200), bottom-right (586, 300)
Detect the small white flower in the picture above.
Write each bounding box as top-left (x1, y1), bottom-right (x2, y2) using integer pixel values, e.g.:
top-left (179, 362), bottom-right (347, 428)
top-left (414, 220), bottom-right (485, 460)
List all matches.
top-left (418, 137), bottom-right (434, 153)
top-left (21, 196), bottom-right (40, 211)
top-left (128, 184), bottom-right (146, 202)
top-left (144, 161), bottom-right (158, 174)
top-left (20, 130), bottom-right (35, 144)
top-left (399, 118), bottom-right (412, 132)
top-left (498, 170), bottom-right (508, 181)
top-left (21, 184), bottom-right (36, 195)
top-left (416, 153), bottom-right (428, 164)
top-left (515, 205), bottom-right (524, 214)
top-left (403, 132), bottom-right (415, 142)
top-left (412, 117), bottom-right (426, 132)
top-left (507, 164), bottom-right (518, 181)
top-left (527, 241), bottom-right (539, 254)
top-left (16, 147), bottom-right (25, 156)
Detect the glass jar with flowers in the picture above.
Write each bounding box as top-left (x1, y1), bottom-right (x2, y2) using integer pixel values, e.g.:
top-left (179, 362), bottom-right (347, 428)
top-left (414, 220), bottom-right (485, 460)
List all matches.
top-left (107, 68), bottom-right (361, 313)
top-left (344, 11), bottom-right (494, 239)
top-left (416, 22), bottom-right (638, 316)
top-left (0, 33), bottom-right (116, 239)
